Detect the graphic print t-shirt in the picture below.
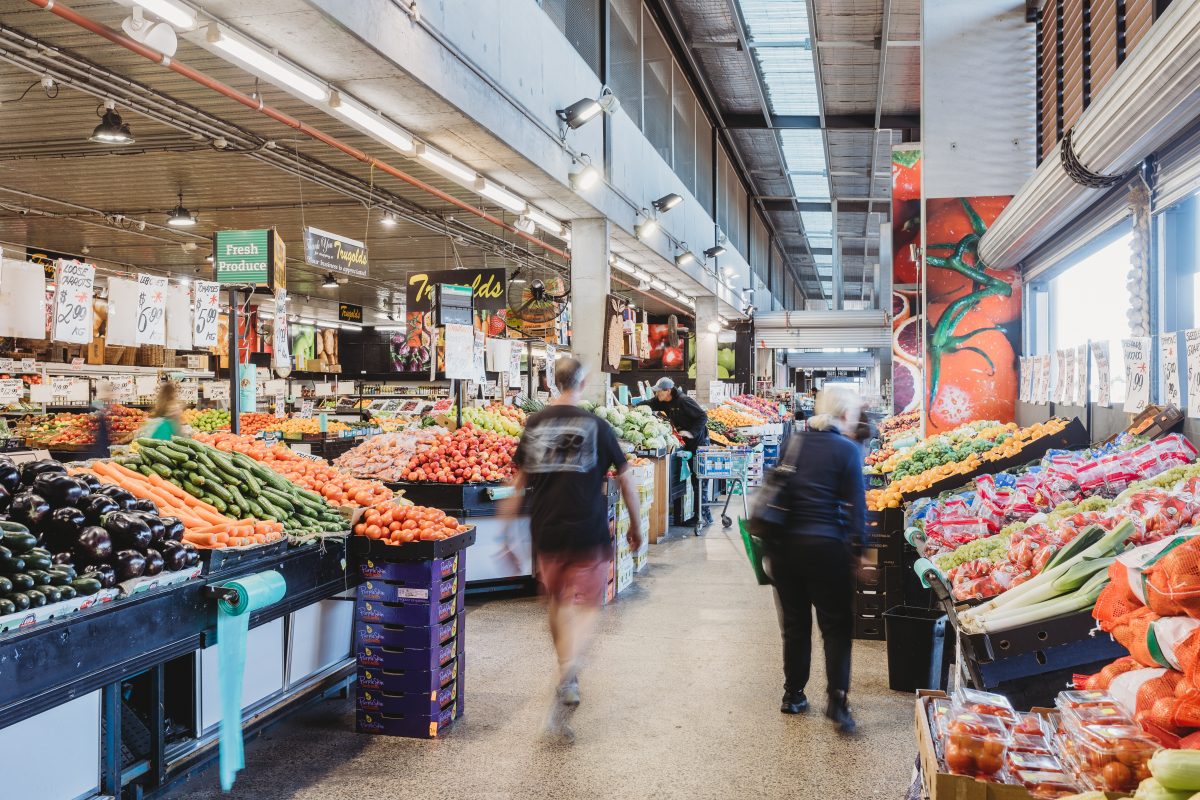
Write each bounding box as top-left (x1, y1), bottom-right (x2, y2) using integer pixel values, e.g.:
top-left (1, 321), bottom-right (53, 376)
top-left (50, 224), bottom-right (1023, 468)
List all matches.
top-left (514, 405), bottom-right (628, 554)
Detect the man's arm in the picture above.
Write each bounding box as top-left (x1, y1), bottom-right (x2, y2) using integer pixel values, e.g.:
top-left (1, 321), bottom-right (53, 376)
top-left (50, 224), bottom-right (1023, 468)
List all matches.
top-left (616, 465), bottom-right (643, 552)
top-left (498, 469), bottom-right (527, 519)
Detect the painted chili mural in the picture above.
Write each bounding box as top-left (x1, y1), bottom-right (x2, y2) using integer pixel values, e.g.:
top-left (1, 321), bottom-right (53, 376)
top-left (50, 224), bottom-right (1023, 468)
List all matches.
top-left (924, 196), bottom-right (1021, 433)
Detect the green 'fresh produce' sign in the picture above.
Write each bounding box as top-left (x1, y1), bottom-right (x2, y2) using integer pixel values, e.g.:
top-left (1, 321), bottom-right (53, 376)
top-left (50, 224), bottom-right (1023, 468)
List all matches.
top-left (214, 229), bottom-right (270, 286)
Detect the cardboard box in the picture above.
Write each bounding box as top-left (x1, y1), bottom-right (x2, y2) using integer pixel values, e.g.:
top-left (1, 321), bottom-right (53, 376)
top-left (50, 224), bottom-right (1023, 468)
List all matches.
top-left (355, 589), bottom-right (464, 626)
top-left (359, 553), bottom-right (460, 582)
top-left (356, 635), bottom-right (463, 671)
top-left (355, 697), bottom-right (461, 738)
top-left (357, 657), bottom-right (460, 693)
top-left (357, 678), bottom-right (459, 715)
top-left (355, 617), bottom-right (459, 649)
top-left (87, 337), bottom-right (107, 365)
top-left (358, 575), bottom-right (460, 604)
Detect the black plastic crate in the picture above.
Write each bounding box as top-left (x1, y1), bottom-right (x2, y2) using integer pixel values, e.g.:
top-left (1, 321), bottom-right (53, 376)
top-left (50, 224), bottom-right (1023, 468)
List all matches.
top-left (382, 481), bottom-right (501, 516)
top-left (853, 614), bottom-right (885, 640)
top-left (199, 538), bottom-right (292, 576)
top-left (855, 590), bottom-right (883, 617)
top-left (349, 528), bottom-right (476, 564)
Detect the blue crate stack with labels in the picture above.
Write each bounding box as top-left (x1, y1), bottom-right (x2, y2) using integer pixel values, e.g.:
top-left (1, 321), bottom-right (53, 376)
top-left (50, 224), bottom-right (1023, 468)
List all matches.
top-left (353, 539), bottom-right (469, 738)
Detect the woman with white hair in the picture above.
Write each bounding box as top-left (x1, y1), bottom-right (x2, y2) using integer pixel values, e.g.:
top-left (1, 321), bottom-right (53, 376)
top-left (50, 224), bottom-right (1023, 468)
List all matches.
top-left (765, 382), bottom-right (867, 734)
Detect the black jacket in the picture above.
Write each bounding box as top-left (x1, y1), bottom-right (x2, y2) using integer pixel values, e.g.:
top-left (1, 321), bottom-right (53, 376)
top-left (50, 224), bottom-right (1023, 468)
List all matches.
top-left (643, 389), bottom-right (709, 443)
top-left (781, 429), bottom-right (866, 550)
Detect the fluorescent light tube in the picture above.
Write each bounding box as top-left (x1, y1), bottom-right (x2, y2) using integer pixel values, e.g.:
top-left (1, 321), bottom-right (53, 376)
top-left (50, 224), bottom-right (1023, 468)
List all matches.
top-left (331, 98), bottom-right (414, 153)
top-left (418, 144), bottom-right (476, 183)
top-left (525, 207), bottom-right (563, 236)
top-left (208, 27), bottom-right (328, 101)
top-left (475, 178), bottom-right (527, 214)
top-left (612, 259), bottom-right (638, 276)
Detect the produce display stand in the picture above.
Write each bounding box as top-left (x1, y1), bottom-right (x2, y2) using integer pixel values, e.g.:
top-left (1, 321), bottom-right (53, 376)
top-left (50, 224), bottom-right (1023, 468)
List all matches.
top-left (0, 538), bottom-right (358, 800)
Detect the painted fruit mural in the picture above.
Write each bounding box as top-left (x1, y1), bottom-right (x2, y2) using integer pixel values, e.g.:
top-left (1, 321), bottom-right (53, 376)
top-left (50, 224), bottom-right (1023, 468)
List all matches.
top-left (891, 144), bottom-right (924, 415)
top-left (924, 196), bottom-right (1021, 434)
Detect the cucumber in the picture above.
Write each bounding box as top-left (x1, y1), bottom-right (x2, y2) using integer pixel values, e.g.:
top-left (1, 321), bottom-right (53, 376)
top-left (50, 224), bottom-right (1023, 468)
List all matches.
top-left (205, 482), bottom-right (233, 503)
top-left (261, 488), bottom-right (295, 513)
top-left (2, 529), bottom-right (37, 554)
top-left (194, 464), bottom-right (225, 486)
top-left (0, 598), bottom-right (15, 616)
top-left (140, 446), bottom-right (175, 468)
top-left (58, 585), bottom-right (76, 600)
top-left (190, 474), bottom-right (208, 487)
top-left (151, 463), bottom-right (173, 478)
top-left (182, 481), bottom-right (206, 499)
top-left (9, 573), bottom-right (34, 591)
top-left (182, 460), bottom-right (200, 472)
top-left (226, 505), bottom-right (242, 519)
top-left (157, 443), bottom-right (190, 463)
top-left (138, 465), bottom-right (155, 478)
top-left (243, 498), bottom-right (265, 519)
top-left (207, 496), bottom-right (228, 513)
top-left (70, 577), bottom-right (102, 596)
top-left (242, 471), bottom-right (262, 497)
top-left (7, 592), bottom-right (30, 611)
top-left (24, 588), bottom-right (46, 608)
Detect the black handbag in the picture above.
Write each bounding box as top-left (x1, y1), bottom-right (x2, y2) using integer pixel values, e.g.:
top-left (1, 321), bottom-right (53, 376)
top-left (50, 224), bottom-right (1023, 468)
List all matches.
top-left (745, 433), bottom-right (805, 543)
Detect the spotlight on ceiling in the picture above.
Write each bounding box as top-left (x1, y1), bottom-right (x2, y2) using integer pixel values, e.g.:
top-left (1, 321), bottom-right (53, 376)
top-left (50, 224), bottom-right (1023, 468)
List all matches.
top-left (704, 244), bottom-right (727, 259)
top-left (555, 89), bottom-right (620, 130)
top-left (514, 215), bottom-right (537, 235)
top-left (121, 7), bottom-right (179, 56)
top-left (321, 273), bottom-right (338, 289)
top-left (569, 159), bottom-right (600, 191)
top-left (635, 214), bottom-right (658, 239)
top-left (675, 250), bottom-right (696, 267)
top-left (380, 211), bottom-right (398, 227)
top-left (652, 193), bottom-right (683, 213)
top-left (166, 191), bottom-right (196, 227)
top-left (89, 101), bottom-right (134, 144)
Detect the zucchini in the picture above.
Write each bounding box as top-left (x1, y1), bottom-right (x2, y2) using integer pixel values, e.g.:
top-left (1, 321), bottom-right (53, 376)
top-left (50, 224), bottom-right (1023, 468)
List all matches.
top-left (46, 569), bottom-right (71, 586)
top-left (70, 577), bottom-right (102, 596)
top-left (26, 570), bottom-right (51, 586)
top-left (23, 553), bottom-right (52, 571)
top-left (39, 586), bottom-right (62, 604)
top-left (0, 555), bottom-right (25, 573)
top-left (58, 585), bottom-right (76, 601)
top-left (0, 598), bottom-right (14, 616)
top-left (24, 588), bottom-right (46, 608)
top-left (7, 592), bottom-right (30, 611)
top-left (0, 576), bottom-right (12, 594)
top-left (2, 528), bottom-right (37, 553)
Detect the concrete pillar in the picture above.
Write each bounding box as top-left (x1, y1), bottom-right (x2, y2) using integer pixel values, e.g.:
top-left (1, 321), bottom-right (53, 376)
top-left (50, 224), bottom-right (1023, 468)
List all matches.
top-left (694, 295), bottom-right (719, 404)
top-left (569, 218), bottom-right (610, 404)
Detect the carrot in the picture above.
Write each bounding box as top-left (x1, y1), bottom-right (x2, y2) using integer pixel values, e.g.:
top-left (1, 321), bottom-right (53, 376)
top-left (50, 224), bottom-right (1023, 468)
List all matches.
top-left (183, 531), bottom-right (228, 546)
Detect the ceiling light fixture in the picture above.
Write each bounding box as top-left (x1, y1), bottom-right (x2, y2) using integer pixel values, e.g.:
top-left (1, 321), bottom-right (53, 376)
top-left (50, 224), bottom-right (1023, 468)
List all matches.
top-left (166, 191), bottom-right (196, 227)
top-left (329, 92), bottom-right (414, 153)
top-left (649, 279), bottom-right (666, 291)
top-left (612, 258), bottom-right (638, 276)
top-left (555, 89), bottom-right (621, 130)
top-left (525, 207), bottom-right (564, 237)
top-left (475, 178), bottom-right (527, 214)
top-left (207, 25), bottom-right (328, 101)
top-left (131, 0), bottom-right (197, 29)
top-left (380, 211), bottom-right (398, 227)
top-left (416, 143), bottom-right (477, 184)
top-left (676, 250), bottom-right (696, 267)
top-left (652, 193), bottom-right (683, 212)
top-left (707, 321), bottom-right (721, 333)
top-left (635, 214), bottom-right (658, 239)
top-left (321, 273), bottom-right (338, 289)
top-left (514, 216), bottom-right (537, 235)
top-left (568, 158), bottom-right (600, 191)
top-left (704, 245), bottom-right (727, 259)
top-left (89, 101), bottom-right (134, 144)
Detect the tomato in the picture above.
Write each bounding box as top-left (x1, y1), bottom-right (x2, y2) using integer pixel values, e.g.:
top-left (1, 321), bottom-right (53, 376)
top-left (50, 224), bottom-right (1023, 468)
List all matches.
top-left (364, 524), bottom-right (382, 539)
top-left (925, 304), bottom-right (1018, 433)
top-left (975, 752), bottom-right (1003, 776)
top-left (1101, 761), bottom-right (1132, 791)
top-left (892, 148), bottom-right (920, 201)
top-left (944, 741), bottom-right (974, 775)
top-left (892, 199), bottom-right (922, 284)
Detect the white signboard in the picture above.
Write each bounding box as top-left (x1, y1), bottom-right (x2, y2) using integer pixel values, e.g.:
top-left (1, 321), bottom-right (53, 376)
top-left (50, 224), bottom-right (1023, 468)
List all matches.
top-left (1062, 349), bottom-right (1076, 406)
top-left (473, 329), bottom-right (487, 383)
top-left (135, 375), bottom-right (159, 397)
top-left (1075, 344), bottom-right (1088, 406)
top-left (297, 400), bottom-right (315, 419)
top-left (0, 379), bottom-right (23, 404)
top-left (110, 375), bottom-right (135, 403)
top-left (273, 392), bottom-right (286, 418)
top-left (1123, 337), bottom-right (1152, 414)
top-left (314, 383), bottom-right (332, 397)
top-left (444, 323), bottom-right (474, 380)
top-left (1094, 341), bottom-right (1111, 407)
top-left (105, 278), bottom-right (139, 348)
top-left (1039, 355), bottom-right (1052, 404)
top-left (52, 261), bottom-right (95, 344)
top-left (545, 345), bottom-right (557, 397)
top-left (178, 382), bottom-right (198, 405)
top-left (29, 383), bottom-right (51, 404)
top-left (272, 290), bottom-right (291, 370)
top-left (135, 273), bottom-right (167, 346)
top-left (1163, 333), bottom-right (1182, 408)
top-left (0, 260), bottom-right (46, 339)
top-left (203, 382), bottom-right (229, 401)
top-left (193, 281), bottom-right (220, 349)
top-left (508, 341), bottom-right (523, 388)
top-left (165, 284), bottom-right (192, 350)
top-left (1185, 329), bottom-right (1200, 418)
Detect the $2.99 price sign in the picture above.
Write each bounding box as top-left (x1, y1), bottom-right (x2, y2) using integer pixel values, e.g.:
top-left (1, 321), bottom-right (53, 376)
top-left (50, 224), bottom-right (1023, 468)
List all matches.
top-left (53, 261), bottom-right (95, 345)
top-left (193, 281), bottom-right (220, 348)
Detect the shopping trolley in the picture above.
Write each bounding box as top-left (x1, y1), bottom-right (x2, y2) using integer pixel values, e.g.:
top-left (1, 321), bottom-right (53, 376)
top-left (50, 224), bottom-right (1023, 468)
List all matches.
top-left (694, 445), bottom-right (761, 532)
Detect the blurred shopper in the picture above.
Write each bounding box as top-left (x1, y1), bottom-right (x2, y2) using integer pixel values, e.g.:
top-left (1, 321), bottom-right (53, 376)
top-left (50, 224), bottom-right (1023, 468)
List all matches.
top-left (638, 377), bottom-right (710, 526)
top-left (139, 381), bottom-right (185, 441)
top-left (765, 383), bottom-right (867, 734)
top-left (500, 358), bottom-right (642, 743)
top-left (81, 380), bottom-right (114, 461)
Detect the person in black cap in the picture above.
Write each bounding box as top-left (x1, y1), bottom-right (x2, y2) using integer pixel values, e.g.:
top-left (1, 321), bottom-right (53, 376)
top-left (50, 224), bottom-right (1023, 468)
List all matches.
top-left (638, 377), bottom-right (711, 526)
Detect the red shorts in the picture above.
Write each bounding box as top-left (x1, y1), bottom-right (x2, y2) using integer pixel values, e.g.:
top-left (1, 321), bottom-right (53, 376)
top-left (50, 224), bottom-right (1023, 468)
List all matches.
top-left (536, 548), bottom-right (611, 606)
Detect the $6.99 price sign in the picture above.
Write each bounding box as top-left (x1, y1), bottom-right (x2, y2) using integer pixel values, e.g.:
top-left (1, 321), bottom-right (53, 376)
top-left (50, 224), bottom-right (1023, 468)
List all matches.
top-left (136, 274), bottom-right (167, 346)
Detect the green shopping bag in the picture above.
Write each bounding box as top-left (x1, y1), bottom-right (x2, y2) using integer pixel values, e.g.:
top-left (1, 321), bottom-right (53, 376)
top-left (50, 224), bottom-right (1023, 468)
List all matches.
top-left (738, 518), bottom-right (771, 586)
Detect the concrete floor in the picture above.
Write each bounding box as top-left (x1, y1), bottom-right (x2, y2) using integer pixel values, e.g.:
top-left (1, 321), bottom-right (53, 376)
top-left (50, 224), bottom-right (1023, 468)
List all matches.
top-left (166, 524), bottom-right (915, 800)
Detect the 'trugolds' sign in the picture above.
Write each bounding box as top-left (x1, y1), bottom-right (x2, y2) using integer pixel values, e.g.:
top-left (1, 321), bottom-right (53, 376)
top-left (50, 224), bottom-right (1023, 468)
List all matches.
top-left (406, 268), bottom-right (507, 312)
top-left (305, 226), bottom-right (368, 278)
top-left (338, 302), bottom-right (363, 324)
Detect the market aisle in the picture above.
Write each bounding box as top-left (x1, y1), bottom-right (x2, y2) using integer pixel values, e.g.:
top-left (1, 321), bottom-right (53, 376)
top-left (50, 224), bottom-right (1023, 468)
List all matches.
top-left (167, 525), bottom-right (914, 800)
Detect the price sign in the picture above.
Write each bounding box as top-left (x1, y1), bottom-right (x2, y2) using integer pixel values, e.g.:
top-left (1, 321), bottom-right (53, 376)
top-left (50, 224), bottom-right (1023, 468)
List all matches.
top-left (203, 382), bottom-right (229, 401)
top-left (70, 357), bottom-right (83, 369)
top-left (110, 376), bottom-right (134, 402)
top-left (192, 281), bottom-right (220, 348)
top-left (52, 261), bottom-right (95, 344)
top-left (135, 375), bottom-right (159, 397)
top-left (1163, 334), bottom-right (1181, 408)
top-left (0, 359), bottom-right (11, 374)
top-left (136, 274), bottom-right (168, 346)
top-left (298, 400), bottom-right (314, 419)
top-left (178, 382), bottom-right (198, 404)
top-left (19, 358), bottom-right (34, 372)
top-left (336, 381), bottom-right (354, 395)
top-left (1075, 344), bottom-right (1089, 406)
top-left (1095, 342), bottom-right (1111, 407)
top-left (314, 382), bottom-right (332, 397)
top-left (51, 376), bottom-right (71, 397)
top-left (1039, 355), bottom-right (1052, 404)
top-left (546, 345), bottom-right (557, 396)
top-left (1185, 329), bottom-right (1200, 419)
top-left (273, 392), bottom-right (286, 418)
top-left (272, 289), bottom-right (291, 370)
top-left (1123, 337), bottom-right (1151, 413)
top-left (508, 344), bottom-right (522, 388)
top-left (0, 379), bottom-right (23, 404)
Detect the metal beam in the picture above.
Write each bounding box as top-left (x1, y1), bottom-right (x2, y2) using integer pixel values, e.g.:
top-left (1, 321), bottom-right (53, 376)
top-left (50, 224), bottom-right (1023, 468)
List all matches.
top-left (724, 113), bottom-right (919, 130)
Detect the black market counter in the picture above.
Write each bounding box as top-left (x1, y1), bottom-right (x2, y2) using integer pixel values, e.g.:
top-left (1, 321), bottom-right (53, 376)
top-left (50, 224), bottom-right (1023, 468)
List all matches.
top-left (0, 537), bottom-right (358, 800)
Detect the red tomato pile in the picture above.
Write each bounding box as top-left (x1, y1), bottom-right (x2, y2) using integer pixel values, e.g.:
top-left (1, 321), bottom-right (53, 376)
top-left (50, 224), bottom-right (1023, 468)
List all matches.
top-left (402, 423), bottom-right (518, 484)
top-left (353, 503), bottom-right (467, 544)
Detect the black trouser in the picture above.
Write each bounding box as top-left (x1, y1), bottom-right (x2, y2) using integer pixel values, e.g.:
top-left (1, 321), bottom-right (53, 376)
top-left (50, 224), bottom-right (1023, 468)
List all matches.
top-left (765, 535), bottom-right (854, 695)
top-left (684, 438), bottom-right (708, 522)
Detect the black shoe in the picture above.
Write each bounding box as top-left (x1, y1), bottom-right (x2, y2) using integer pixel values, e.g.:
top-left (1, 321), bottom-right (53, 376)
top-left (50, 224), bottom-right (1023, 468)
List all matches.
top-left (825, 691), bottom-right (856, 734)
top-left (780, 689), bottom-right (808, 714)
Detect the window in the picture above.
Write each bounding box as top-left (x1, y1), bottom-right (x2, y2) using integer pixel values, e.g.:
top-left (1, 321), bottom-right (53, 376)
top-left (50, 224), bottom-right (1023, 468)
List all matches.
top-left (695, 109), bottom-right (713, 213)
top-left (715, 145), bottom-right (730, 236)
top-left (608, 0), bottom-right (641, 128)
top-left (642, 11), bottom-right (672, 163)
top-left (540, 0), bottom-right (602, 76)
top-left (672, 62), bottom-right (696, 192)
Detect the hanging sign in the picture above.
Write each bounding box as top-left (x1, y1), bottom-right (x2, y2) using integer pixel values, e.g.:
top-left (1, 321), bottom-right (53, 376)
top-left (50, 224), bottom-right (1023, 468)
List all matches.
top-left (1061, 349), bottom-right (1076, 406)
top-left (272, 290), bottom-right (291, 370)
top-left (1163, 334), bottom-right (1182, 408)
top-left (0, 260), bottom-right (47, 339)
top-left (305, 227), bottom-right (368, 278)
top-left (1094, 341), bottom-right (1111, 407)
top-left (193, 281), bottom-right (220, 348)
top-left (508, 342), bottom-right (522, 388)
top-left (165, 284), bottom-right (192, 350)
top-left (1123, 337), bottom-right (1151, 414)
top-left (135, 274), bottom-right (168, 346)
top-left (1185, 329), bottom-right (1200, 419)
top-left (444, 323), bottom-right (474, 380)
top-left (213, 229), bottom-right (286, 291)
top-left (546, 344), bottom-right (557, 396)
top-left (1075, 344), bottom-right (1089, 406)
top-left (406, 268), bottom-right (508, 311)
top-left (1039, 355), bottom-right (1052, 404)
top-left (273, 392), bottom-right (286, 418)
top-left (473, 329), bottom-right (486, 382)
top-left (52, 260), bottom-right (95, 344)
top-left (238, 362), bottom-right (256, 411)
top-left (337, 302), bottom-right (364, 324)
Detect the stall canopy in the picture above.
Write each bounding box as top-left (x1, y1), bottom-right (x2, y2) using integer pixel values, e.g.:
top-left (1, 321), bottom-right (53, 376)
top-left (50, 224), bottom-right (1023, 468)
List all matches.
top-left (753, 310), bottom-right (891, 350)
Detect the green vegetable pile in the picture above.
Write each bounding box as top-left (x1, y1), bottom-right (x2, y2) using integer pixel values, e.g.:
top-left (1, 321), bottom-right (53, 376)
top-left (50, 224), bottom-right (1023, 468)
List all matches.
top-left (587, 404), bottom-right (677, 451)
top-left (118, 437), bottom-right (347, 533)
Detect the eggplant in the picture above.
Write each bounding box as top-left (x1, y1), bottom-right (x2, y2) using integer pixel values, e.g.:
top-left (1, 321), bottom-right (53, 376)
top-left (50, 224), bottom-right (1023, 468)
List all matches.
top-left (18, 459), bottom-right (65, 487)
top-left (0, 460), bottom-right (19, 494)
top-left (42, 507), bottom-right (86, 551)
top-left (8, 493), bottom-right (50, 530)
top-left (95, 486), bottom-right (137, 510)
top-left (182, 544), bottom-right (200, 568)
top-left (80, 494), bottom-right (120, 526)
top-left (73, 526), bottom-right (113, 566)
top-left (113, 549), bottom-right (146, 581)
top-left (133, 512), bottom-right (167, 545)
top-left (32, 474), bottom-right (86, 509)
top-left (104, 512), bottom-right (153, 551)
top-left (131, 499), bottom-right (158, 514)
top-left (143, 548), bottom-right (164, 576)
top-left (78, 474), bottom-right (101, 493)
top-left (82, 563), bottom-right (117, 589)
top-left (159, 517), bottom-right (185, 543)
top-left (51, 551), bottom-right (73, 565)
top-left (158, 541), bottom-right (188, 572)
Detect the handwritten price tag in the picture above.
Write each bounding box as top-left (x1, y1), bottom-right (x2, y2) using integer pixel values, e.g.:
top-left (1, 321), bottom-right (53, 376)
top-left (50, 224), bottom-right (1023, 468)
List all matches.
top-left (110, 376), bottom-right (134, 402)
top-left (136, 274), bottom-right (167, 346)
top-left (193, 281), bottom-right (220, 348)
top-left (0, 379), bottom-right (23, 404)
top-left (52, 261), bottom-right (95, 345)
top-left (0, 359), bottom-right (12, 373)
top-left (1124, 337), bottom-right (1151, 413)
top-left (178, 382), bottom-right (198, 404)
top-left (19, 358), bottom-right (34, 372)
top-left (51, 377), bottom-right (71, 397)
top-left (298, 400), bottom-right (314, 419)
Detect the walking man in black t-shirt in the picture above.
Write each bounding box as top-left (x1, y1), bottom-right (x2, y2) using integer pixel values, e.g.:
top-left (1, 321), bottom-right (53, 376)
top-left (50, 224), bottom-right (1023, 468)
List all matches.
top-left (499, 357), bottom-right (642, 743)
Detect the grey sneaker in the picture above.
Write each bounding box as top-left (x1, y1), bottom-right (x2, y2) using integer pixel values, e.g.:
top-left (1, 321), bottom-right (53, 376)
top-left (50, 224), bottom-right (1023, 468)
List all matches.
top-left (544, 699), bottom-right (576, 744)
top-left (558, 676), bottom-right (581, 706)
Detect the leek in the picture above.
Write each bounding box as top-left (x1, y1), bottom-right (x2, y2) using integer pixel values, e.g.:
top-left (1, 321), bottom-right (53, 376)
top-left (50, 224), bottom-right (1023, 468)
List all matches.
top-left (973, 569), bottom-right (1110, 633)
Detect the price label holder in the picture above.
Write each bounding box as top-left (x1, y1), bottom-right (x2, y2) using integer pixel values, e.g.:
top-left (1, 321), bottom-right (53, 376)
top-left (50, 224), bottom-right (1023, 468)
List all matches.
top-left (51, 377), bottom-right (72, 398)
top-left (20, 359), bottom-right (35, 372)
top-left (0, 359), bottom-right (13, 373)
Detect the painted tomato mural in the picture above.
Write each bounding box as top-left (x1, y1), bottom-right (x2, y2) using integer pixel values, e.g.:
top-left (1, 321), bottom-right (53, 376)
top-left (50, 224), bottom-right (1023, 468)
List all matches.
top-left (924, 196), bottom-right (1020, 434)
